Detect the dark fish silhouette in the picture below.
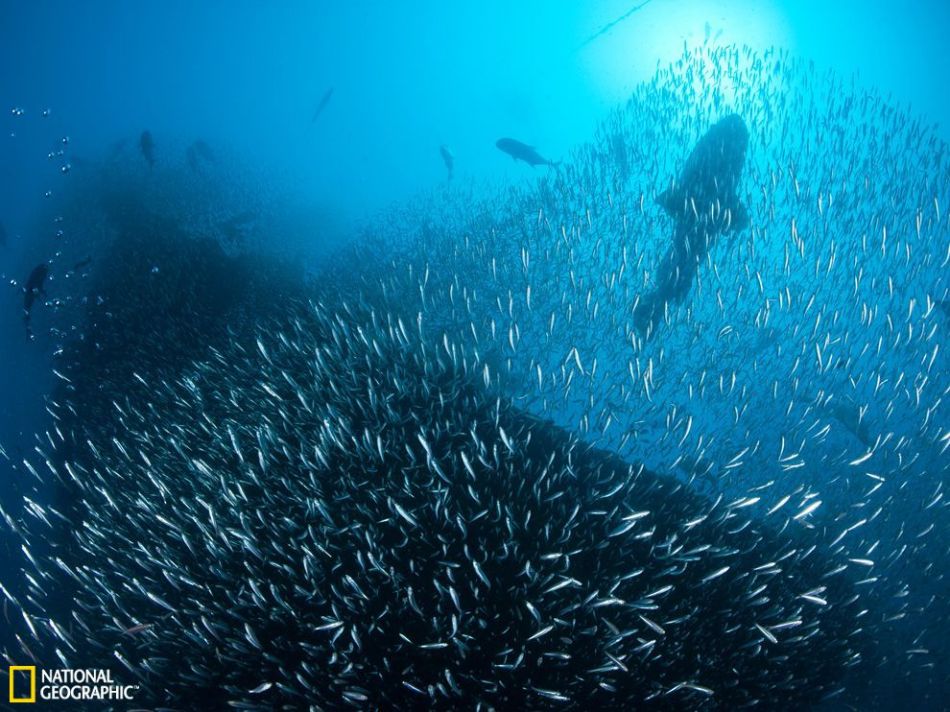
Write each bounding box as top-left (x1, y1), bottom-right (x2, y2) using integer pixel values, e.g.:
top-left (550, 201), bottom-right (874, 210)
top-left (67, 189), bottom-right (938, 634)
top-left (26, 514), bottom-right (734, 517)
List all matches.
top-left (495, 137), bottom-right (558, 167)
top-left (71, 257), bottom-right (92, 273)
top-left (23, 263), bottom-right (49, 339)
top-left (439, 145), bottom-right (454, 181)
top-left (634, 114), bottom-right (749, 337)
top-left (311, 88), bottom-right (334, 123)
top-left (140, 131), bottom-right (155, 169)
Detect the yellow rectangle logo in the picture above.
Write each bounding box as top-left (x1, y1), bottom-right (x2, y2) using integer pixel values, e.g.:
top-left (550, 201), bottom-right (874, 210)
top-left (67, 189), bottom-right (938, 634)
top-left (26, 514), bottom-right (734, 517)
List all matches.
top-left (9, 666), bottom-right (36, 703)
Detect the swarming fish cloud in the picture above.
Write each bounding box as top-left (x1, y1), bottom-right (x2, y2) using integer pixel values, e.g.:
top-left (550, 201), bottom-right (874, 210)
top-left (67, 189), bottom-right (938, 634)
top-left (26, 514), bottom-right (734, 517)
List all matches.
top-left (6, 300), bottom-right (865, 709)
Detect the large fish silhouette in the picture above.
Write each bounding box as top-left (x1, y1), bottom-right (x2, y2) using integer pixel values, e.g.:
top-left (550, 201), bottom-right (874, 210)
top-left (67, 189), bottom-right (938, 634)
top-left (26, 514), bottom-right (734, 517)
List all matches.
top-left (495, 137), bottom-right (559, 167)
top-left (634, 114), bottom-right (749, 337)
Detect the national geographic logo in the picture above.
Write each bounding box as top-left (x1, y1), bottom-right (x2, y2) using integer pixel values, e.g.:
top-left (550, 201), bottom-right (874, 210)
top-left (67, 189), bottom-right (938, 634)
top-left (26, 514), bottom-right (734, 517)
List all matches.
top-left (8, 666), bottom-right (137, 704)
top-left (8, 666), bottom-right (35, 704)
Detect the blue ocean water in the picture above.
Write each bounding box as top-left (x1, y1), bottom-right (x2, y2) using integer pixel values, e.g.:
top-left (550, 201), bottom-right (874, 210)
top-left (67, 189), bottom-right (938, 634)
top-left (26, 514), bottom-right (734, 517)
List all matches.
top-left (0, 2), bottom-right (947, 710)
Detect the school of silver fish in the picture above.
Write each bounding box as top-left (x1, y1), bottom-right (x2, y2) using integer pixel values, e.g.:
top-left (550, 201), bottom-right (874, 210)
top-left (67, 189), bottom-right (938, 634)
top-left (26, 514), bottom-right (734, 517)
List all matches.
top-left (0, 45), bottom-right (946, 711)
